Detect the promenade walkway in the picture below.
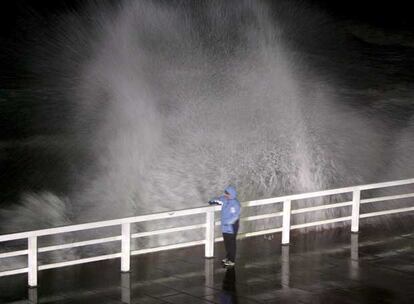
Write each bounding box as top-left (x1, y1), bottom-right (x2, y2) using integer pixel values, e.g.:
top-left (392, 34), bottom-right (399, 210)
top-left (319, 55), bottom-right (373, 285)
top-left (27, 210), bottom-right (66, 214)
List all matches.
top-left (1, 221), bottom-right (413, 304)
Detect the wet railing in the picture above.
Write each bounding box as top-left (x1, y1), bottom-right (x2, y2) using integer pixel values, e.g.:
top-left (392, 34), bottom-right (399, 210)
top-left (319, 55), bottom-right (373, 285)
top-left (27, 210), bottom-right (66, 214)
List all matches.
top-left (0, 178), bottom-right (413, 287)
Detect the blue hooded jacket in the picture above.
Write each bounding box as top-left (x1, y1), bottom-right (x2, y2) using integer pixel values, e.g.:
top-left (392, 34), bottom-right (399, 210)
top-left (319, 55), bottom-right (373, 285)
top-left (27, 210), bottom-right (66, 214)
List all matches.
top-left (210, 186), bottom-right (241, 234)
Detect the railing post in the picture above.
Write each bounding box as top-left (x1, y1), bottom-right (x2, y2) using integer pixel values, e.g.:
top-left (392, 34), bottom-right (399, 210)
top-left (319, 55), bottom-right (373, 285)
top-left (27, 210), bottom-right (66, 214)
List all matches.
top-left (121, 223), bottom-right (131, 272)
top-left (351, 189), bottom-right (361, 233)
top-left (282, 200), bottom-right (291, 245)
top-left (28, 236), bottom-right (38, 287)
top-left (205, 208), bottom-right (215, 258)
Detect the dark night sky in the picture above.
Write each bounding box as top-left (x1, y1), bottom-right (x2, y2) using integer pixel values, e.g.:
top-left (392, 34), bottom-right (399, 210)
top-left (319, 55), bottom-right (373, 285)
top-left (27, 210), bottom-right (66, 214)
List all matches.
top-left (1, 0), bottom-right (413, 62)
top-left (0, 0), bottom-right (413, 60)
top-left (0, 0), bottom-right (412, 90)
top-left (1, 0), bottom-right (413, 39)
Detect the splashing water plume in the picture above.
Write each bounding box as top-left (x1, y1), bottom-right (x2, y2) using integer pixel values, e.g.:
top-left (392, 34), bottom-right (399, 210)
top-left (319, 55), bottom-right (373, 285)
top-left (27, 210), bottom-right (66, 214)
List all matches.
top-left (0, 0), bottom-right (413, 260)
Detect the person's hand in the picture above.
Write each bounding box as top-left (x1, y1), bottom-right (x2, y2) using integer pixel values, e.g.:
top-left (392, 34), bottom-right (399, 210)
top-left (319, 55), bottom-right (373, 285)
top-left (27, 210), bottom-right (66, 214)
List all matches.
top-left (209, 200), bottom-right (222, 205)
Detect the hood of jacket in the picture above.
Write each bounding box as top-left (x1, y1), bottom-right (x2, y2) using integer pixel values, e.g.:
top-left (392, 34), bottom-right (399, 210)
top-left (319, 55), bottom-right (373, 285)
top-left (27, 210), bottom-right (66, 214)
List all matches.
top-left (224, 186), bottom-right (237, 200)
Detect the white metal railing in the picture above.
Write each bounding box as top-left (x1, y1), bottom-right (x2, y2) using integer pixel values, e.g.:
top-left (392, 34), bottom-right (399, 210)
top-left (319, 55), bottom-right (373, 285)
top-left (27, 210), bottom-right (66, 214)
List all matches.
top-left (0, 178), bottom-right (413, 287)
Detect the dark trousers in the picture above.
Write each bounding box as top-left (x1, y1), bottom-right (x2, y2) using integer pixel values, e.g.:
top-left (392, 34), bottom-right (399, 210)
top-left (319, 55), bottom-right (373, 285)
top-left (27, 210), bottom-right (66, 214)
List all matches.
top-left (223, 220), bottom-right (239, 262)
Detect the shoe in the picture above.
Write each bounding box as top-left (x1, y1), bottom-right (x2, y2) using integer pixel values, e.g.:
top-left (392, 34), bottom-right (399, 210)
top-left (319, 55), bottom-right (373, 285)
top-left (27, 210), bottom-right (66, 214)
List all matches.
top-left (221, 258), bottom-right (229, 264)
top-left (224, 260), bottom-right (235, 267)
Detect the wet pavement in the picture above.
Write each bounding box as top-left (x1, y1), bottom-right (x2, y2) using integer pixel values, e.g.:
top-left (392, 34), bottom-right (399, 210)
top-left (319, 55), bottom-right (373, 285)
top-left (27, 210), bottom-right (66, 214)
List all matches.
top-left (0, 224), bottom-right (413, 304)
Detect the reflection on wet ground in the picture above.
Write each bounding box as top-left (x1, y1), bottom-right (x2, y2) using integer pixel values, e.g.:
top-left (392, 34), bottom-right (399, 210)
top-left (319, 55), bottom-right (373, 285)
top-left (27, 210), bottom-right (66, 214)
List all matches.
top-left (0, 223), bottom-right (413, 303)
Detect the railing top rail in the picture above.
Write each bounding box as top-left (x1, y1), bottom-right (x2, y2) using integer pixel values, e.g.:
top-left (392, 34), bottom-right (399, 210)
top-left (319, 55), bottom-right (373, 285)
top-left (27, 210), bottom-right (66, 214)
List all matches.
top-left (358, 178), bottom-right (414, 190)
top-left (244, 186), bottom-right (356, 207)
top-left (0, 178), bottom-right (413, 243)
top-left (244, 178), bottom-right (414, 207)
top-left (0, 206), bottom-right (212, 242)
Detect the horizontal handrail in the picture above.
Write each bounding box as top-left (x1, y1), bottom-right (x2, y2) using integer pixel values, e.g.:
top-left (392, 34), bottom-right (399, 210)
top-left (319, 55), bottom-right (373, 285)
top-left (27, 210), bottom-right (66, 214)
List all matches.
top-left (1, 178), bottom-right (413, 242)
top-left (131, 224), bottom-right (206, 238)
top-left (0, 268), bottom-right (28, 277)
top-left (291, 201), bottom-right (353, 214)
top-left (39, 253), bottom-right (122, 271)
top-left (39, 236), bottom-right (122, 253)
top-left (360, 206), bottom-right (414, 218)
top-left (361, 193), bottom-right (414, 204)
top-left (131, 240), bottom-right (205, 255)
top-left (240, 212), bottom-right (283, 222)
top-left (291, 216), bottom-right (352, 230)
top-left (0, 206), bottom-right (212, 242)
top-left (0, 249), bottom-right (28, 259)
top-left (359, 178), bottom-right (414, 190)
top-left (246, 178), bottom-right (414, 207)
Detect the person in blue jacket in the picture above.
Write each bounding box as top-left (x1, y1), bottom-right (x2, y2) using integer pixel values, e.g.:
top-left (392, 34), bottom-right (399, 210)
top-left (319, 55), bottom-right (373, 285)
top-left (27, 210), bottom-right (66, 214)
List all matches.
top-left (209, 186), bottom-right (241, 267)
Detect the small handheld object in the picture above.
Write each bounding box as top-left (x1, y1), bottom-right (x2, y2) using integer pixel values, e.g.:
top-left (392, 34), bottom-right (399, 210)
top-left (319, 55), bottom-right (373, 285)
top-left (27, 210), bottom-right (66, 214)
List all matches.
top-left (208, 200), bottom-right (223, 206)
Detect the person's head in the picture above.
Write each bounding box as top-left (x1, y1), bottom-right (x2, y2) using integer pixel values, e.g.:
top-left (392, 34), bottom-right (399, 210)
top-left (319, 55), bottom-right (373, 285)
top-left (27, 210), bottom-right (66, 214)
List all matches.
top-left (224, 186), bottom-right (237, 199)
